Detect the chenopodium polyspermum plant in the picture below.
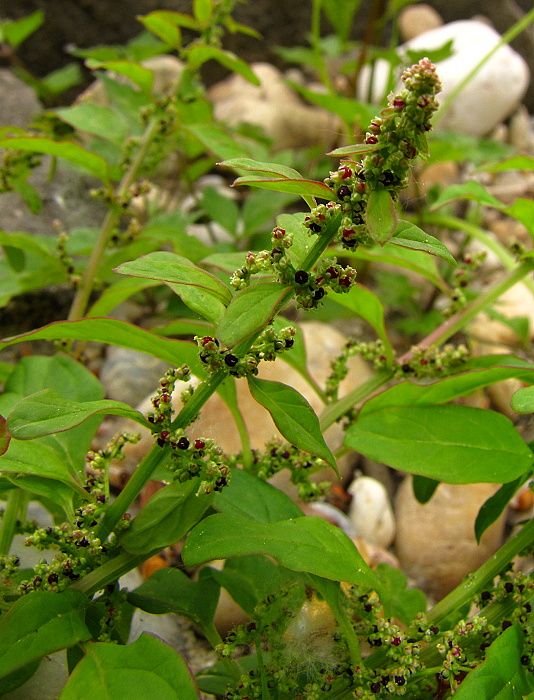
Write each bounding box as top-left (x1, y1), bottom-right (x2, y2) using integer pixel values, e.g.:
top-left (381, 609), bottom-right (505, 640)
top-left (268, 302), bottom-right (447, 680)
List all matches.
top-left (223, 57), bottom-right (453, 313)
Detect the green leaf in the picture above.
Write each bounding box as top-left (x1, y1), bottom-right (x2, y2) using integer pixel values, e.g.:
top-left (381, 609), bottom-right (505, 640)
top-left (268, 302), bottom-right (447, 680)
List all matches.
top-left (505, 198), bottom-right (534, 239)
top-left (288, 82), bottom-right (375, 128)
top-left (453, 624), bottom-right (534, 699)
top-left (39, 63), bottom-right (83, 97)
top-left (137, 11), bottom-right (184, 48)
top-left (344, 405), bottom-right (532, 484)
top-left (475, 474), bottom-right (530, 543)
top-left (0, 318), bottom-right (202, 375)
top-left (4, 473), bottom-right (76, 516)
top-left (0, 589), bottom-right (90, 680)
top-left (327, 143), bottom-right (381, 158)
top-left (56, 103), bottom-right (131, 145)
top-left (374, 563), bottom-right (426, 626)
top-left (186, 123), bottom-right (253, 161)
top-left (247, 376), bottom-right (338, 473)
top-left (0, 137), bottom-right (109, 183)
top-left (328, 283), bottom-right (393, 364)
top-left (412, 475), bottom-right (439, 504)
top-left (128, 567), bottom-right (220, 633)
top-left (392, 220), bottom-right (456, 266)
top-left (232, 174), bottom-right (333, 201)
top-left (116, 251), bottom-right (231, 323)
top-left (322, 0), bottom-right (361, 42)
top-left (0, 439), bottom-right (83, 489)
top-left (359, 360), bottom-right (534, 415)
top-left (219, 158), bottom-right (305, 180)
top-left (345, 242), bottom-right (446, 291)
top-left (484, 155), bottom-right (534, 172)
top-left (217, 282), bottom-right (291, 348)
top-left (201, 186), bottom-right (239, 236)
top-left (116, 252), bottom-right (231, 302)
top-left (429, 181), bottom-right (505, 211)
top-left (85, 59), bottom-right (154, 93)
top-left (213, 468), bottom-right (303, 523)
top-left (182, 513), bottom-right (381, 590)
top-left (120, 479), bottom-right (214, 554)
top-left (188, 46), bottom-right (260, 85)
top-left (208, 556), bottom-right (301, 616)
top-left (59, 634), bottom-right (199, 700)
top-left (87, 278), bottom-right (160, 317)
top-left (511, 386), bottom-right (534, 414)
top-left (1, 10), bottom-right (44, 47)
top-left (366, 187), bottom-right (398, 245)
top-left (8, 389), bottom-right (150, 440)
top-left (193, 0), bottom-right (212, 24)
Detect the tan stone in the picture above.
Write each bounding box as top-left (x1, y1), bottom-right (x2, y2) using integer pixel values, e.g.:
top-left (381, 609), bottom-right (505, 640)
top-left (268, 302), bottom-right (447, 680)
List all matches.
top-left (394, 478), bottom-right (506, 599)
top-left (208, 62), bottom-right (341, 151)
top-left (469, 282), bottom-right (534, 346)
top-left (398, 4), bottom-right (443, 42)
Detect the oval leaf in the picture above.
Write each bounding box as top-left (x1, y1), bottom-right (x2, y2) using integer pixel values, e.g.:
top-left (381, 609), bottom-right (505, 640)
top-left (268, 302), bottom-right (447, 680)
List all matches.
top-left (182, 512), bottom-right (380, 590)
top-left (128, 567), bottom-right (220, 632)
top-left (85, 59), bottom-right (154, 93)
top-left (121, 479), bottom-right (213, 554)
top-left (247, 376), bottom-right (338, 473)
top-left (59, 634), bottom-right (199, 700)
top-left (0, 590), bottom-right (90, 680)
top-left (392, 220), bottom-right (456, 266)
top-left (453, 624), bottom-right (534, 699)
top-left (0, 439), bottom-right (83, 488)
top-left (116, 252), bottom-right (232, 304)
top-left (511, 385), bottom-right (534, 414)
top-left (0, 318), bottom-right (202, 374)
top-left (345, 405), bottom-right (532, 484)
top-left (8, 389), bottom-right (150, 440)
top-left (429, 180), bottom-right (505, 212)
top-left (0, 137), bottom-right (109, 182)
top-left (217, 282), bottom-right (291, 348)
top-left (366, 187), bottom-right (398, 245)
top-left (188, 45), bottom-right (259, 85)
top-left (219, 158), bottom-right (304, 180)
top-left (233, 175), bottom-right (333, 200)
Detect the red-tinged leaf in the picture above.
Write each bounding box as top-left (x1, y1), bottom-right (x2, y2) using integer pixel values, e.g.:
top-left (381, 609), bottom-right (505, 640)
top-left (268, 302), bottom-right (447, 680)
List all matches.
top-left (0, 318), bottom-right (202, 374)
top-left (0, 137), bottom-right (109, 183)
top-left (366, 187), bottom-right (398, 245)
top-left (232, 175), bottom-right (333, 200)
top-left (219, 158), bottom-right (304, 180)
top-left (327, 143), bottom-right (381, 158)
top-left (0, 415), bottom-right (10, 456)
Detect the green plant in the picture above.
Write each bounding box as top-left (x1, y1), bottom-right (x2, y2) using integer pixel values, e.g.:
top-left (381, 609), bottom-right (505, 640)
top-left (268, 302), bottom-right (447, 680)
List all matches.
top-left (1, 4), bottom-right (534, 699)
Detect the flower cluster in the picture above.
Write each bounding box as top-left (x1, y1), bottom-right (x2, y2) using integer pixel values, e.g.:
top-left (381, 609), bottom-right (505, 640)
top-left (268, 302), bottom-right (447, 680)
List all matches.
top-left (165, 434), bottom-right (231, 495)
top-left (195, 325), bottom-right (296, 377)
top-left (239, 437), bottom-right (332, 502)
top-left (315, 59), bottom-right (442, 250)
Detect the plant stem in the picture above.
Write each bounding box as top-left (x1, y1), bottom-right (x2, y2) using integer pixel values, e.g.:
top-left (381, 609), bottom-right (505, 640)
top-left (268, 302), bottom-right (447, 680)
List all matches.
top-left (434, 7), bottom-right (534, 126)
top-left (0, 489), bottom-right (27, 556)
top-left (70, 548), bottom-right (161, 596)
top-left (319, 370), bottom-right (393, 431)
top-left (424, 212), bottom-right (534, 296)
top-left (67, 117), bottom-right (161, 324)
top-left (398, 259), bottom-right (534, 364)
top-left (96, 444), bottom-right (170, 543)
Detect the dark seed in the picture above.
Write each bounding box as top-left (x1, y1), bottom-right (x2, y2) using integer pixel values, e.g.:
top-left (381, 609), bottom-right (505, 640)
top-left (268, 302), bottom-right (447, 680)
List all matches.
top-left (294, 270), bottom-right (309, 285)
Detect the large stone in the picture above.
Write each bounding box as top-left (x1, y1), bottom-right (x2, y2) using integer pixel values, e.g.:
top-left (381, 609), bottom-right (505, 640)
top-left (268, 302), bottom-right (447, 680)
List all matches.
top-left (404, 20), bottom-right (530, 136)
top-left (358, 20), bottom-right (530, 137)
top-left (399, 4), bottom-right (443, 41)
top-left (395, 478), bottom-right (506, 599)
top-left (209, 62), bottom-right (340, 151)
